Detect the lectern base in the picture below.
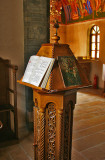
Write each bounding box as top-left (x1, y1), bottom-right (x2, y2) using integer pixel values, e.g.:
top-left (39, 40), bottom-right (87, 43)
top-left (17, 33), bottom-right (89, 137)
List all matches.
top-left (33, 90), bottom-right (76, 160)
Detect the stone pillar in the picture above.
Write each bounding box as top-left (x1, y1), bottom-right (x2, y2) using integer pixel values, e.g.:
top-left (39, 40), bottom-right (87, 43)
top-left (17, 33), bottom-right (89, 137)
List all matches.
top-left (23, 0), bottom-right (50, 128)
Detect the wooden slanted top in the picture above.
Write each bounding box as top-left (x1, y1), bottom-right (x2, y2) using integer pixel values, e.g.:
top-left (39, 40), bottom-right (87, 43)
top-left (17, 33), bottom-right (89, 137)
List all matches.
top-left (18, 43), bottom-right (91, 93)
top-left (38, 43), bottom-right (91, 90)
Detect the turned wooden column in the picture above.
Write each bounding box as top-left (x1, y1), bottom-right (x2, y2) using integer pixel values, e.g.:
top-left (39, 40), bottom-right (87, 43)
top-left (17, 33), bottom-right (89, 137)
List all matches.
top-left (38, 108), bottom-right (45, 160)
top-left (63, 92), bottom-right (76, 160)
top-left (56, 109), bottom-right (63, 160)
top-left (33, 99), bottom-right (38, 160)
top-left (33, 102), bottom-right (45, 160)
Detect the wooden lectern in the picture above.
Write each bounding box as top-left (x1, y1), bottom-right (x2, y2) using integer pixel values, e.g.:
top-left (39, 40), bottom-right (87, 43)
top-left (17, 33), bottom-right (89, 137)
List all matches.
top-left (18, 35), bottom-right (90, 160)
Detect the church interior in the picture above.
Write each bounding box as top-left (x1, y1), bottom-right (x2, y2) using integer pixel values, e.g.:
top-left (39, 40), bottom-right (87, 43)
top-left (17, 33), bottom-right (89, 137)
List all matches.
top-left (0, 0), bottom-right (105, 159)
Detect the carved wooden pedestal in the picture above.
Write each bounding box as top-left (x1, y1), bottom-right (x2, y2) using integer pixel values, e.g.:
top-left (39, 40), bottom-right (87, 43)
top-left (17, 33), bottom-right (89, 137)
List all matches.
top-left (18, 42), bottom-right (90, 160)
top-left (33, 89), bottom-right (76, 160)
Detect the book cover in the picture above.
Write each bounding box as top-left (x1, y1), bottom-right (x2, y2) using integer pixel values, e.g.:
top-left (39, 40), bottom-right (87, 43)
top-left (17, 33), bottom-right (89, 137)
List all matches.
top-left (58, 56), bottom-right (82, 87)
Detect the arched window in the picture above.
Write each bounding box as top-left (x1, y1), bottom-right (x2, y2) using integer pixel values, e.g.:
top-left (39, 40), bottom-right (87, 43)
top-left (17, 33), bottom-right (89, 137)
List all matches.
top-left (90, 25), bottom-right (100, 59)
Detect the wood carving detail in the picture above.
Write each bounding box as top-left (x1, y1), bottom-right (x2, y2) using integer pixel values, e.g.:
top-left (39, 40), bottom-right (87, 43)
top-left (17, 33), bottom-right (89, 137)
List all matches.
top-left (46, 103), bottom-right (56, 160)
top-left (57, 111), bottom-right (63, 160)
top-left (37, 108), bottom-right (40, 159)
top-left (40, 112), bottom-right (45, 160)
top-left (64, 102), bottom-right (73, 160)
top-left (37, 109), bottom-right (45, 160)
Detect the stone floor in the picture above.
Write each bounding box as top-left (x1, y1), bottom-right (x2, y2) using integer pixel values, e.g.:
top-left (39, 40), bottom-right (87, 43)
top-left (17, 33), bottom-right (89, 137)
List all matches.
top-left (0, 88), bottom-right (105, 160)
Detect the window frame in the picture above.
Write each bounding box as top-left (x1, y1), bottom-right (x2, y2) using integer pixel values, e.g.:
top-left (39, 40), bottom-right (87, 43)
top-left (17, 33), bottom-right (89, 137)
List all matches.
top-left (90, 25), bottom-right (100, 59)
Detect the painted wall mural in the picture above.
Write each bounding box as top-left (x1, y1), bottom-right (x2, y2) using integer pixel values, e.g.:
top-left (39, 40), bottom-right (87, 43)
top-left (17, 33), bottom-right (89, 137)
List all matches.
top-left (50, 0), bottom-right (105, 24)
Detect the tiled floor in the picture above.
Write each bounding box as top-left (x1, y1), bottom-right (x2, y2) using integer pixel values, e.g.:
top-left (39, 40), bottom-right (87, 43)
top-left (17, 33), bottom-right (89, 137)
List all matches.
top-left (0, 88), bottom-right (105, 160)
top-left (72, 88), bottom-right (105, 160)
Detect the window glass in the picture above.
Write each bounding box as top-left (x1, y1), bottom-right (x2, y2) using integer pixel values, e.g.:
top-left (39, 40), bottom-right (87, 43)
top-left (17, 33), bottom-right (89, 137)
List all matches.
top-left (92, 35), bottom-right (95, 42)
top-left (97, 43), bottom-right (100, 50)
top-left (92, 51), bottom-right (95, 58)
top-left (94, 26), bottom-right (97, 31)
top-left (90, 25), bottom-right (100, 59)
top-left (97, 26), bottom-right (99, 32)
top-left (97, 35), bottom-right (100, 42)
top-left (92, 29), bottom-right (95, 34)
top-left (92, 43), bottom-right (95, 50)
top-left (97, 51), bottom-right (99, 58)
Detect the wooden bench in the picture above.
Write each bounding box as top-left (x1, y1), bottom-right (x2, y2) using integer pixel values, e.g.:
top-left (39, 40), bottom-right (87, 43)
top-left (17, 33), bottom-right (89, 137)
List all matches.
top-left (0, 57), bottom-right (18, 145)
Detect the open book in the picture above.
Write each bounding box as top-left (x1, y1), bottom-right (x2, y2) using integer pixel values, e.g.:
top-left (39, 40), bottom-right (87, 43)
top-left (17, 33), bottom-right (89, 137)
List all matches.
top-left (22, 55), bottom-right (55, 88)
top-left (58, 56), bottom-right (82, 87)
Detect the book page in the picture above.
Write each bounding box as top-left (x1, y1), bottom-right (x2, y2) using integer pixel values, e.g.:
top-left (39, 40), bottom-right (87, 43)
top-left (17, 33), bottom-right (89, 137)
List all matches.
top-left (22, 56), bottom-right (39, 83)
top-left (41, 58), bottom-right (55, 88)
top-left (22, 56), bottom-right (53, 87)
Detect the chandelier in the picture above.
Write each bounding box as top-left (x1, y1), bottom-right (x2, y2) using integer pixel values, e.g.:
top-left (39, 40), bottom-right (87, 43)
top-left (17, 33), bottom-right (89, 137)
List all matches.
top-left (50, 0), bottom-right (62, 23)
